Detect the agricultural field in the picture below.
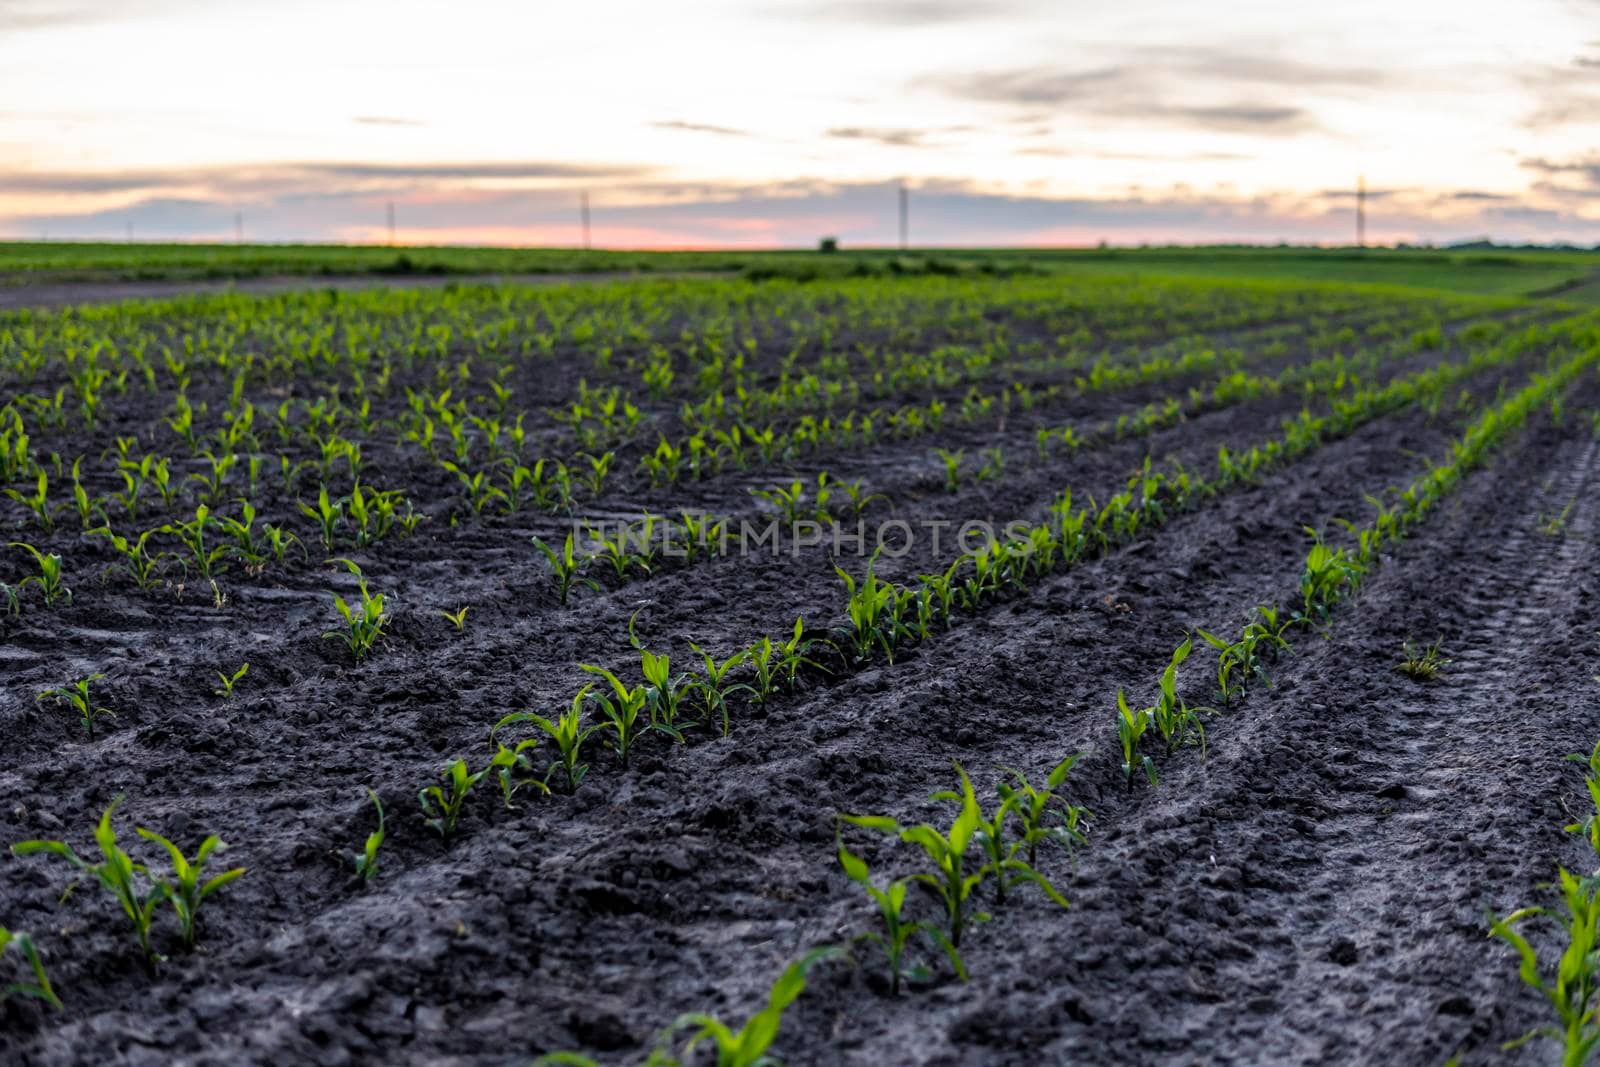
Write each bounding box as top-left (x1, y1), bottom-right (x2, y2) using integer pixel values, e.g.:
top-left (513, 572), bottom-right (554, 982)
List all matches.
top-left (0, 267), bottom-right (1598, 1065)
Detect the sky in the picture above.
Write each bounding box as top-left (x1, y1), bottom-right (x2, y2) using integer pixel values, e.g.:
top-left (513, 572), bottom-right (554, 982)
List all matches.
top-left (2, 0), bottom-right (1599, 248)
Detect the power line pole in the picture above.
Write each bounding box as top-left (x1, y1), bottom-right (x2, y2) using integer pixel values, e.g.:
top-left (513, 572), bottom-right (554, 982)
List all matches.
top-left (1356, 175), bottom-right (1366, 249)
top-left (898, 184), bottom-right (908, 251)
top-left (580, 190), bottom-right (591, 250)
top-left (386, 201), bottom-right (396, 246)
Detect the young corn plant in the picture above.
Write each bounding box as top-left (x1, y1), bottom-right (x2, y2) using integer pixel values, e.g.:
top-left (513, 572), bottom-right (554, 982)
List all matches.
top-left (10, 542), bottom-right (70, 606)
top-left (1489, 868), bottom-right (1600, 1064)
top-left (0, 929), bottom-right (63, 1010)
top-left (418, 758), bottom-right (488, 845)
top-left (1197, 607), bottom-right (1291, 704)
top-left (837, 835), bottom-right (961, 995)
top-left (1296, 530), bottom-right (1367, 626)
top-left (213, 662), bottom-right (248, 698)
top-left (163, 505), bottom-right (231, 580)
top-left (651, 947), bottom-right (840, 1067)
top-left (1396, 637), bottom-right (1449, 681)
top-left (582, 666), bottom-right (666, 764)
top-left (493, 688), bottom-right (598, 795)
top-left (998, 755), bottom-right (1092, 868)
top-left (352, 788), bottom-right (385, 885)
top-left (11, 798), bottom-right (166, 961)
top-left (322, 558), bottom-right (388, 663)
top-left (135, 829), bottom-right (247, 950)
top-left (843, 764), bottom-right (993, 950)
top-left (835, 553), bottom-right (910, 664)
top-left (1116, 689), bottom-right (1156, 786)
top-left (38, 673), bottom-right (113, 740)
top-left (4, 470), bottom-right (54, 531)
top-left (531, 533), bottom-right (599, 605)
top-left (298, 486), bottom-right (343, 550)
top-left (439, 606), bottom-right (469, 633)
top-left (1564, 740), bottom-right (1600, 863)
top-left (688, 643), bottom-right (752, 736)
top-left (490, 738), bottom-right (549, 808)
top-left (934, 447), bottom-right (964, 493)
top-left (1146, 637), bottom-right (1212, 756)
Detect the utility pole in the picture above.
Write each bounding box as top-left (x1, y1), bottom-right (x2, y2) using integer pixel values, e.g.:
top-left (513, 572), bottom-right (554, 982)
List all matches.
top-left (1356, 175), bottom-right (1366, 249)
top-left (898, 184), bottom-right (908, 251)
top-left (580, 190), bottom-right (591, 250)
top-left (386, 201), bottom-right (396, 246)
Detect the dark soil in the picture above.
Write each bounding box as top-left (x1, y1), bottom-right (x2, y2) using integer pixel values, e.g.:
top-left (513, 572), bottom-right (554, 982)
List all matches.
top-left (0, 280), bottom-right (1594, 1066)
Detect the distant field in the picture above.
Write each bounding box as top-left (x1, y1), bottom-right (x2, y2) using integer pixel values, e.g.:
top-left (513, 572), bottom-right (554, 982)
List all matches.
top-left (1, 241), bottom-right (1597, 301)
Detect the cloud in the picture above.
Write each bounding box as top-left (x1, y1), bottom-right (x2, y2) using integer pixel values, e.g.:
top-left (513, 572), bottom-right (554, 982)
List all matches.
top-left (8, 175), bottom-right (1595, 248)
top-left (0, 0), bottom-right (183, 30)
top-left (650, 120), bottom-right (754, 137)
top-left (824, 126), bottom-right (974, 147)
top-left (353, 116), bottom-right (425, 127)
top-left (774, 0), bottom-right (1036, 25)
top-left (0, 159), bottom-right (654, 198)
top-left (917, 63), bottom-right (1318, 133)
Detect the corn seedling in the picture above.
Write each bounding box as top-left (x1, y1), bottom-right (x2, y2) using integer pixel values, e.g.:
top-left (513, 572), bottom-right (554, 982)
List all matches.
top-left (1565, 740), bottom-right (1600, 864)
top-left (322, 558), bottom-right (388, 662)
top-left (843, 764), bottom-right (992, 949)
top-left (583, 665), bottom-right (670, 763)
top-left (38, 673), bottom-right (112, 740)
top-left (1146, 637), bottom-right (1211, 756)
top-left (0, 929), bottom-right (62, 1010)
top-left (1296, 529), bottom-right (1367, 626)
top-left (1198, 607), bottom-right (1291, 703)
top-left (1396, 637), bottom-right (1449, 681)
top-left (163, 505), bottom-right (231, 580)
top-left (213, 662), bottom-right (248, 698)
top-left (1116, 689), bottom-right (1156, 786)
top-left (419, 758), bottom-right (489, 845)
top-left (439, 606), bottom-right (469, 633)
top-left (298, 485), bottom-right (343, 549)
top-left (135, 828), bottom-right (246, 949)
top-left (998, 755), bottom-right (1092, 868)
top-left (9, 542), bottom-right (70, 606)
top-left (836, 552), bottom-right (910, 663)
top-left (1488, 868), bottom-right (1600, 1063)
top-left (491, 738), bottom-right (550, 808)
top-left (493, 687), bottom-right (598, 795)
top-left (934, 447), bottom-right (964, 493)
top-left (577, 450), bottom-right (614, 497)
top-left (837, 835), bottom-right (961, 994)
top-left (651, 947), bottom-right (840, 1067)
top-left (353, 788), bottom-right (385, 884)
top-left (688, 643), bottom-right (752, 736)
top-left (4, 470), bottom-right (53, 531)
top-left (12, 798), bottom-right (166, 960)
top-left (531, 533), bottom-right (599, 605)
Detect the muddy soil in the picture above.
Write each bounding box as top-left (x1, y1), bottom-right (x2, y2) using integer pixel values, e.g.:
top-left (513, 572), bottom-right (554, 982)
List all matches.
top-left (0, 281), bottom-right (1593, 1066)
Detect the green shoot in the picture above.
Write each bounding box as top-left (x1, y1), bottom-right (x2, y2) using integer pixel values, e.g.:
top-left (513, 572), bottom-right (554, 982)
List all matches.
top-left (439, 606), bottom-right (469, 633)
top-left (1396, 637), bottom-right (1449, 681)
top-left (213, 662), bottom-right (248, 698)
top-left (418, 758), bottom-right (488, 845)
top-left (1489, 868), bottom-right (1600, 1062)
top-left (843, 763), bottom-right (991, 949)
top-left (531, 532), bottom-right (599, 605)
top-left (12, 797), bottom-right (167, 960)
top-left (837, 834), bottom-right (961, 994)
top-left (134, 828), bottom-right (247, 950)
top-left (655, 947), bottom-right (840, 1067)
top-left (38, 673), bottom-right (113, 740)
top-left (353, 788), bottom-right (385, 884)
top-left (9, 541), bottom-right (70, 606)
top-left (934, 447), bottom-right (964, 493)
top-left (998, 755), bottom-right (1092, 868)
top-left (322, 558), bottom-right (388, 662)
top-left (1116, 688), bottom-right (1156, 786)
top-left (0, 929), bottom-right (62, 1010)
top-left (493, 687), bottom-right (598, 795)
